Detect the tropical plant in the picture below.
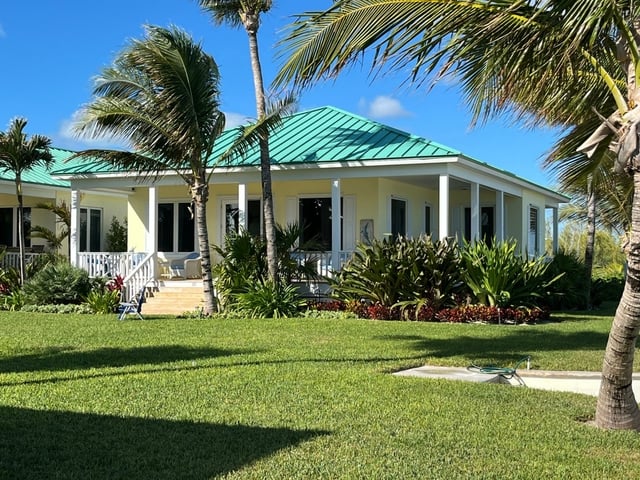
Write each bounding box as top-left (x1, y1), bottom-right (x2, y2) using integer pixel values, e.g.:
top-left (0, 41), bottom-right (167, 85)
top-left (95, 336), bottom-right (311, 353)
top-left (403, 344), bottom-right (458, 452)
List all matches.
top-left (460, 238), bottom-right (559, 308)
top-left (331, 236), bottom-right (465, 311)
top-left (23, 262), bottom-right (92, 306)
top-left (72, 25), bottom-right (226, 315)
top-left (212, 223), bottom-right (320, 311)
top-left (198, 0), bottom-right (279, 282)
top-left (30, 201), bottom-right (71, 252)
top-left (234, 279), bottom-right (305, 318)
top-left (0, 118), bottom-right (53, 285)
top-left (274, 0), bottom-right (640, 431)
top-left (85, 289), bottom-right (121, 314)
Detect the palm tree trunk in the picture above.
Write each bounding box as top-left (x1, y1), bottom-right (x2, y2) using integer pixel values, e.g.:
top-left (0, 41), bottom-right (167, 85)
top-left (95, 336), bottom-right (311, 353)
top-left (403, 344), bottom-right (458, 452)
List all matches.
top-left (15, 177), bottom-right (26, 285)
top-left (595, 171), bottom-right (640, 430)
top-left (191, 180), bottom-right (216, 315)
top-left (247, 28), bottom-right (278, 283)
top-left (584, 177), bottom-right (596, 308)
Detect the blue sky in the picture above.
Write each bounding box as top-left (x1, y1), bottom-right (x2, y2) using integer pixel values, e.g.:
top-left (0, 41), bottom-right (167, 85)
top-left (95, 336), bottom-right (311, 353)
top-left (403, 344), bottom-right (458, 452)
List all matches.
top-left (1, 0), bottom-right (563, 188)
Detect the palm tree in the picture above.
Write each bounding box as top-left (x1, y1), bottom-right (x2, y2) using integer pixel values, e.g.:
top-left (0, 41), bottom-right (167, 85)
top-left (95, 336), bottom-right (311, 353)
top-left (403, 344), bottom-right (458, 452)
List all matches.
top-left (0, 118), bottom-right (53, 285)
top-left (73, 25), bottom-right (226, 315)
top-left (275, 1), bottom-right (640, 430)
top-left (30, 201), bottom-right (71, 253)
top-left (198, 0), bottom-right (279, 282)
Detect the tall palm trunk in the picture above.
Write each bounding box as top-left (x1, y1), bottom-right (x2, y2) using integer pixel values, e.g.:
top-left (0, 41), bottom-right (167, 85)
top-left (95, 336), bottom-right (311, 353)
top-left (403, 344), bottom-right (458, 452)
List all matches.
top-left (584, 177), bottom-right (596, 308)
top-left (595, 171), bottom-right (640, 430)
top-left (246, 20), bottom-right (278, 283)
top-left (191, 180), bottom-right (216, 314)
top-left (15, 176), bottom-right (26, 285)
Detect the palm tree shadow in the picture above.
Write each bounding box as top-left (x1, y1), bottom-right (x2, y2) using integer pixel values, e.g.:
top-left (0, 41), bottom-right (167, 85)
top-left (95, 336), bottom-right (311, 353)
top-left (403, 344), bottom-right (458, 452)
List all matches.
top-left (0, 345), bottom-right (251, 374)
top-left (378, 329), bottom-right (609, 363)
top-left (0, 406), bottom-right (326, 479)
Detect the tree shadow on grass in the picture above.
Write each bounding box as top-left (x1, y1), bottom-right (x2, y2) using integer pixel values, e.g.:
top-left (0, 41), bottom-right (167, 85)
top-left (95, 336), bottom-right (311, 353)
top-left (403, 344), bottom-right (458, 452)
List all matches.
top-left (378, 330), bottom-right (609, 363)
top-left (0, 406), bottom-right (326, 479)
top-left (0, 345), bottom-right (251, 374)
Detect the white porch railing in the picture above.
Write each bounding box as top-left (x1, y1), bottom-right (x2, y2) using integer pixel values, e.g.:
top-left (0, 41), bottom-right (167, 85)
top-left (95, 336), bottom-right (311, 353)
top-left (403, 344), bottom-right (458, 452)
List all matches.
top-left (290, 250), bottom-right (353, 278)
top-left (122, 253), bottom-right (156, 301)
top-left (0, 252), bottom-right (43, 270)
top-left (77, 252), bottom-right (149, 279)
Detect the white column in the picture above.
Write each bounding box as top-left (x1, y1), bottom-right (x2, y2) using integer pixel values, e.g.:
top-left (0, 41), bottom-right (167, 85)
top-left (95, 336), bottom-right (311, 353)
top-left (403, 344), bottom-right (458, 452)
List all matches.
top-left (470, 182), bottom-right (479, 241)
top-left (331, 179), bottom-right (342, 271)
top-left (147, 186), bottom-right (157, 253)
top-left (238, 183), bottom-right (247, 231)
top-left (70, 189), bottom-right (80, 267)
top-left (552, 207), bottom-right (559, 254)
top-left (439, 174), bottom-right (449, 240)
top-left (496, 190), bottom-right (505, 243)
top-left (147, 186), bottom-right (157, 278)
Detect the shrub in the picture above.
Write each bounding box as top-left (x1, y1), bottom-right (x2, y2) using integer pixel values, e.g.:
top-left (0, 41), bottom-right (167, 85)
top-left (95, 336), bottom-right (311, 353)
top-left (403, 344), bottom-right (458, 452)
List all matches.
top-left (460, 238), bottom-right (559, 308)
top-left (543, 250), bottom-right (589, 310)
top-left (21, 303), bottom-right (94, 314)
top-left (212, 223), bottom-right (318, 312)
top-left (105, 217), bottom-right (128, 252)
top-left (591, 274), bottom-right (625, 307)
top-left (233, 280), bottom-right (305, 319)
top-left (85, 289), bottom-right (121, 314)
top-left (23, 262), bottom-right (92, 305)
top-left (434, 304), bottom-right (549, 324)
top-left (331, 236), bottom-right (465, 310)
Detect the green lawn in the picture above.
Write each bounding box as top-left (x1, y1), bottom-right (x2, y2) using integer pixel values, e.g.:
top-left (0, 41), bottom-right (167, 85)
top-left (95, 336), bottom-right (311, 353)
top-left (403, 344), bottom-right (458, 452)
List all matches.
top-left (2, 308), bottom-right (640, 479)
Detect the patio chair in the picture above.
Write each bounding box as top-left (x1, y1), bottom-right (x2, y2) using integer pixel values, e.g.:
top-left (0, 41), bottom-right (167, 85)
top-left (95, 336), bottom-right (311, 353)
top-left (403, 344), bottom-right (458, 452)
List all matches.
top-left (117, 284), bottom-right (147, 320)
top-left (168, 252), bottom-right (201, 278)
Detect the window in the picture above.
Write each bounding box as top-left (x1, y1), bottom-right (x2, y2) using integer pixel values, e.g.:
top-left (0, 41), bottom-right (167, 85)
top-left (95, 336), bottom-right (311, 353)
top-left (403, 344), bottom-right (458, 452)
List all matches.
top-left (158, 202), bottom-right (194, 252)
top-left (0, 207), bottom-right (31, 247)
top-left (464, 206), bottom-right (494, 245)
top-left (224, 199), bottom-right (261, 236)
top-left (79, 207), bottom-right (102, 252)
top-left (424, 204), bottom-right (432, 236)
top-left (391, 198), bottom-right (407, 239)
top-left (528, 206), bottom-right (539, 256)
top-left (299, 197), bottom-right (342, 250)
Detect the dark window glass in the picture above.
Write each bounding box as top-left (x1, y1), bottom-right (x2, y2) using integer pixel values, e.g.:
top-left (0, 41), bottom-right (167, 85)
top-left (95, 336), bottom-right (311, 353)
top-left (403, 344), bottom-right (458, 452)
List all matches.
top-left (89, 209), bottom-right (101, 251)
top-left (80, 209), bottom-right (88, 252)
top-left (247, 199), bottom-right (261, 236)
top-left (481, 206), bottom-right (494, 247)
top-left (157, 203), bottom-right (174, 252)
top-left (177, 203), bottom-right (195, 252)
top-left (0, 208), bottom-right (12, 246)
top-left (299, 198), bottom-right (333, 250)
top-left (391, 198), bottom-right (406, 239)
top-left (424, 205), bottom-right (431, 236)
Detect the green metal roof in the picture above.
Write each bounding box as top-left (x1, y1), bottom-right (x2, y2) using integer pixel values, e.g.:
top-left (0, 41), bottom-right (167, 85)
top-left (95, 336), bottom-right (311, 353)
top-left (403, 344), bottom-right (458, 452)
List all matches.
top-left (51, 106), bottom-right (460, 175)
top-left (0, 147), bottom-right (72, 188)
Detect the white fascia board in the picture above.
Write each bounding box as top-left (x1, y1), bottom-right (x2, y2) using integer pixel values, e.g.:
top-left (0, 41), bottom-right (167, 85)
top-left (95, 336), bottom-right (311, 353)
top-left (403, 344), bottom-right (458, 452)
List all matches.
top-left (456, 156), bottom-right (569, 203)
top-left (0, 181), bottom-right (60, 199)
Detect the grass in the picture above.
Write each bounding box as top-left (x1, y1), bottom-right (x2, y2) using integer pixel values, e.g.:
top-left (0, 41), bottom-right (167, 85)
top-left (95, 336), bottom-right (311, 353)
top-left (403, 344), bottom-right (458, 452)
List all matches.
top-left (1, 306), bottom-right (640, 479)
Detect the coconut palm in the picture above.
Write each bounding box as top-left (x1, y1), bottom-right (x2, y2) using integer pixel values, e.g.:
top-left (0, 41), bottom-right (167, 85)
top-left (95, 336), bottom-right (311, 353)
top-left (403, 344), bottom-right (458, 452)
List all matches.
top-left (73, 25), bottom-right (226, 315)
top-left (30, 201), bottom-right (71, 253)
top-left (0, 118), bottom-right (53, 285)
top-left (198, 0), bottom-right (279, 282)
top-left (275, 1), bottom-right (640, 430)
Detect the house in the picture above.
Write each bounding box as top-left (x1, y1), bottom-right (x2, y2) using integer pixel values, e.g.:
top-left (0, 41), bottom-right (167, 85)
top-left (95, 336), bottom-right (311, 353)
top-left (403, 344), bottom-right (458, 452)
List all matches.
top-left (17, 106), bottom-right (566, 296)
top-left (0, 147), bottom-right (127, 269)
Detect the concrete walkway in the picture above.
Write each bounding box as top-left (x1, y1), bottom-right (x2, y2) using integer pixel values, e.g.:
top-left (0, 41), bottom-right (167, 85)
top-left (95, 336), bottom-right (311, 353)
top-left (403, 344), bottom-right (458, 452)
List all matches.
top-left (394, 365), bottom-right (640, 397)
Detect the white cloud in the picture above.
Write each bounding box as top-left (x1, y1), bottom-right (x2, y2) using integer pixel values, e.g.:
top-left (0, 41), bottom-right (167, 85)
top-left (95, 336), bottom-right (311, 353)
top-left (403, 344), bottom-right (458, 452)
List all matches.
top-left (224, 111), bottom-right (252, 129)
top-left (361, 96), bottom-right (413, 119)
top-left (57, 111), bottom-right (127, 150)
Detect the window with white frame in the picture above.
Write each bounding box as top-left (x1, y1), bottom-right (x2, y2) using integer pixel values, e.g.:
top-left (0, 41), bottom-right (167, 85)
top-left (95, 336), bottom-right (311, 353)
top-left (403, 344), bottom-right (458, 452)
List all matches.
top-left (391, 198), bottom-right (407, 239)
top-left (224, 199), bottom-right (262, 236)
top-left (0, 207), bottom-right (31, 248)
top-left (299, 197), bottom-right (343, 250)
top-left (79, 207), bottom-right (102, 252)
top-left (158, 202), bottom-right (195, 253)
top-left (528, 206), bottom-right (539, 256)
